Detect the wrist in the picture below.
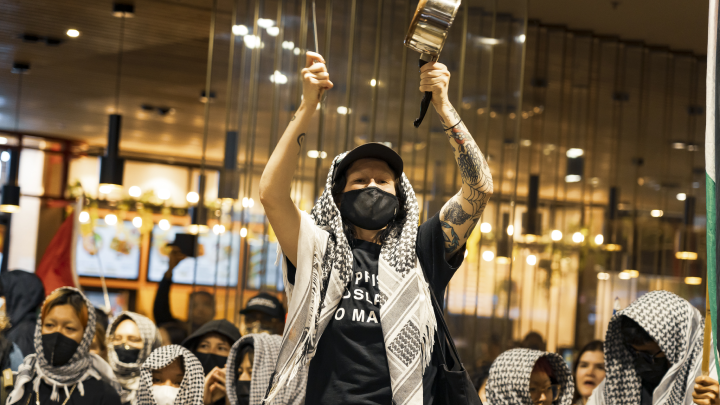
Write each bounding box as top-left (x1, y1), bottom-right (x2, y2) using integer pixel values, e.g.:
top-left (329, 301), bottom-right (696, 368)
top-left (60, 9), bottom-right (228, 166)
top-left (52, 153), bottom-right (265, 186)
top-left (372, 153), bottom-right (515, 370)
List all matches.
top-left (298, 99), bottom-right (319, 115)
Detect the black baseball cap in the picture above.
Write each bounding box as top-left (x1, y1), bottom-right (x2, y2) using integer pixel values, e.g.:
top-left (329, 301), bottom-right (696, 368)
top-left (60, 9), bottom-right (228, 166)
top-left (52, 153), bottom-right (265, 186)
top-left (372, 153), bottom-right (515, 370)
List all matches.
top-left (240, 292), bottom-right (285, 319)
top-left (333, 143), bottom-right (404, 184)
top-left (167, 233), bottom-right (198, 257)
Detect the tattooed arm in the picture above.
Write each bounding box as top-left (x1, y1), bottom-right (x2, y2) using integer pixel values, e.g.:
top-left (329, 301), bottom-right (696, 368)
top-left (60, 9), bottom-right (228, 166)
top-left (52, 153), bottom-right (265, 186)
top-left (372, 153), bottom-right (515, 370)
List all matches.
top-left (419, 62), bottom-right (493, 259)
top-left (259, 51), bottom-right (333, 266)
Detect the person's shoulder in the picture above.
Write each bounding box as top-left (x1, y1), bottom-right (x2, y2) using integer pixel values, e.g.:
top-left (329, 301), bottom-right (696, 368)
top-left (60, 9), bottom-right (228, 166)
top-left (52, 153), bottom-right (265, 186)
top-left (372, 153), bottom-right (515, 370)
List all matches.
top-left (98, 379), bottom-right (122, 404)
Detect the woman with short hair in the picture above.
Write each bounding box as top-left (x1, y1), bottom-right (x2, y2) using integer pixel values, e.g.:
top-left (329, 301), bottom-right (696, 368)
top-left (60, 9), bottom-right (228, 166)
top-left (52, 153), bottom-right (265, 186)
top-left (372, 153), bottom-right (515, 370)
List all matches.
top-left (6, 287), bottom-right (123, 405)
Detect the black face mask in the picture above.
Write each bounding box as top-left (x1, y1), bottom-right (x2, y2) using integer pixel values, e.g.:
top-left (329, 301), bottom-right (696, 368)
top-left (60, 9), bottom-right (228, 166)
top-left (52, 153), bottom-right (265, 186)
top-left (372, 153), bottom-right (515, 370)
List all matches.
top-left (236, 380), bottom-right (250, 405)
top-left (42, 332), bottom-right (79, 367)
top-left (195, 352), bottom-right (228, 375)
top-left (339, 187), bottom-right (399, 231)
top-left (633, 355), bottom-right (670, 388)
top-left (114, 344), bottom-right (141, 364)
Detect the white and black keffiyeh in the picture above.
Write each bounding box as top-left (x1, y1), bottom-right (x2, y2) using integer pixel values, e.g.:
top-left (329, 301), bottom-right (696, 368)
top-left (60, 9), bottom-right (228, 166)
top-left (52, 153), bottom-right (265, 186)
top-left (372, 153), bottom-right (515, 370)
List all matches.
top-left (137, 345), bottom-right (204, 405)
top-left (486, 348), bottom-right (574, 405)
top-left (7, 286), bottom-right (124, 404)
top-left (588, 290), bottom-right (704, 405)
top-left (108, 311), bottom-right (163, 404)
top-left (226, 334), bottom-right (306, 405)
top-left (265, 151), bottom-right (436, 405)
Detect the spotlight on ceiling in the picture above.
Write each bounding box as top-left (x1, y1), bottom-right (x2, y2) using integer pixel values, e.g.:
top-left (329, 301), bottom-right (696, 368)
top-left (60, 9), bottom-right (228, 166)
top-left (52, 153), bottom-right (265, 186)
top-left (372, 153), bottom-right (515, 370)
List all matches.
top-left (66, 29), bottom-right (80, 38)
top-left (112, 3), bottom-right (135, 18)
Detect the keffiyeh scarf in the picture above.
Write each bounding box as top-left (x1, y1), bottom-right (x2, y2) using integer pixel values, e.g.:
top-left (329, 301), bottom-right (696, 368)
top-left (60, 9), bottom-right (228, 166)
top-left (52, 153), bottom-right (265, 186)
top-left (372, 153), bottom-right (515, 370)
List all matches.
top-left (486, 348), bottom-right (574, 405)
top-left (590, 290), bottom-right (704, 405)
top-left (7, 287), bottom-right (123, 404)
top-left (265, 152), bottom-right (436, 405)
top-left (226, 334), bottom-right (306, 405)
top-left (137, 345), bottom-right (204, 405)
top-left (108, 311), bottom-right (163, 404)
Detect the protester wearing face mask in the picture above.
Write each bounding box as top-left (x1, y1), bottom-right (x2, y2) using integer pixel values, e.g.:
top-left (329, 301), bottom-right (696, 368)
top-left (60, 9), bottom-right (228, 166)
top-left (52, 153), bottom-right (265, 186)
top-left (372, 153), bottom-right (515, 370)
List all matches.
top-left (260, 51), bottom-right (492, 405)
top-left (137, 345), bottom-right (204, 405)
top-left (485, 348), bottom-right (574, 405)
top-left (107, 312), bottom-right (163, 405)
top-left (587, 290), bottom-right (719, 405)
top-left (6, 287), bottom-right (123, 405)
top-left (182, 319), bottom-right (240, 376)
top-left (209, 333), bottom-right (306, 405)
top-left (239, 293), bottom-right (285, 336)
top-left (573, 341), bottom-right (605, 405)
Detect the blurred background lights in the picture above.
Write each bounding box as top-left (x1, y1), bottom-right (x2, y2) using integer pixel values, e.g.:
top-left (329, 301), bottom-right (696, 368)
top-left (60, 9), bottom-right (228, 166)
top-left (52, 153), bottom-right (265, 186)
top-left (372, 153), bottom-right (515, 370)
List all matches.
top-left (159, 219), bottom-right (171, 230)
top-left (79, 211), bottom-right (90, 223)
top-left (526, 255), bottom-right (537, 265)
top-left (99, 184), bottom-right (113, 194)
top-left (129, 186), bottom-right (142, 198)
top-left (597, 272), bottom-right (610, 280)
top-left (213, 224), bottom-right (226, 235)
top-left (566, 148), bottom-right (584, 158)
top-left (618, 272), bottom-right (631, 280)
top-left (482, 251), bottom-right (495, 262)
top-left (66, 29), bottom-right (80, 37)
top-left (232, 24), bottom-right (249, 36)
top-left (370, 79), bottom-right (377, 87)
top-left (0, 151), bottom-right (8, 162)
top-left (266, 26), bottom-right (279, 36)
top-left (651, 209), bottom-right (663, 217)
top-left (507, 225), bottom-right (514, 236)
top-left (572, 232), bottom-right (584, 243)
top-left (186, 191), bottom-right (199, 204)
top-left (256, 18), bottom-right (274, 28)
top-left (480, 222), bottom-right (492, 233)
top-left (685, 277), bottom-right (702, 285)
top-left (157, 189), bottom-right (171, 200)
top-left (240, 227), bottom-right (248, 237)
top-left (132, 217), bottom-right (142, 228)
top-left (551, 230), bottom-right (563, 241)
top-left (242, 197), bottom-right (255, 208)
top-left (595, 234), bottom-right (604, 245)
top-left (104, 214), bottom-right (118, 225)
top-left (676, 193), bottom-right (687, 201)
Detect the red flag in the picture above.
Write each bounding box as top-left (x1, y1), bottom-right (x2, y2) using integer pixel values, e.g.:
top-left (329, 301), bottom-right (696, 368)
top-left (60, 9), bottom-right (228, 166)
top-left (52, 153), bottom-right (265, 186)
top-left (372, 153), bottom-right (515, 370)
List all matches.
top-left (35, 213), bottom-right (77, 295)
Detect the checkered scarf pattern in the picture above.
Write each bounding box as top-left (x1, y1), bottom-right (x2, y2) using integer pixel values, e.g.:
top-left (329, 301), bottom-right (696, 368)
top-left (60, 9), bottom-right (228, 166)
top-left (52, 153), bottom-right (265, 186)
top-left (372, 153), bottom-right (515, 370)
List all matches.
top-left (107, 312), bottom-right (163, 404)
top-left (599, 290), bottom-right (703, 405)
top-left (486, 348), bottom-right (574, 405)
top-left (265, 152), bottom-right (436, 405)
top-left (7, 287), bottom-right (123, 404)
top-left (137, 345), bottom-right (204, 405)
top-left (226, 334), bottom-right (306, 405)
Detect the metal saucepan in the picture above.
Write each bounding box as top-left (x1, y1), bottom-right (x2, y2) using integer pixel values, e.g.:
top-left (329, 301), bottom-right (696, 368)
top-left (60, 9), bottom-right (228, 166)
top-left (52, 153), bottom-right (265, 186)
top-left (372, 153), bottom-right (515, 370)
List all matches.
top-left (404, 0), bottom-right (461, 127)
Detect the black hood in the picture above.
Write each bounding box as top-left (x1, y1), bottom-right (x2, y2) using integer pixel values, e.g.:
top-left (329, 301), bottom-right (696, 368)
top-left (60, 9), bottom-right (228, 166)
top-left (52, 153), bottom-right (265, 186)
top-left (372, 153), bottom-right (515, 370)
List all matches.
top-left (1, 270), bottom-right (44, 329)
top-left (181, 319), bottom-right (241, 351)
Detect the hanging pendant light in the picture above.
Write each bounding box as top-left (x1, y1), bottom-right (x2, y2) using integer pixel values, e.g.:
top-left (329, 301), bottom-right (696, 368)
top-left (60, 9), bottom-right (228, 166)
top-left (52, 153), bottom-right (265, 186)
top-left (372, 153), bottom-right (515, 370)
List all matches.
top-left (0, 62), bottom-right (30, 214)
top-left (676, 196), bottom-right (698, 260)
top-left (602, 187), bottom-right (622, 252)
top-left (99, 3), bottom-right (134, 194)
top-left (522, 175), bottom-right (541, 242)
top-left (218, 131), bottom-right (240, 201)
top-left (188, 174), bottom-right (209, 234)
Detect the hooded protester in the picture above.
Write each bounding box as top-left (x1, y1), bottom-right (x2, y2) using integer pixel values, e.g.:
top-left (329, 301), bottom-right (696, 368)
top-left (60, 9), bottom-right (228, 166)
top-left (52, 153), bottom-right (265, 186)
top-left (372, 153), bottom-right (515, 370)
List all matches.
top-left (259, 51), bottom-right (492, 405)
top-left (486, 348), bottom-right (575, 405)
top-left (137, 344), bottom-right (204, 405)
top-left (6, 287), bottom-right (123, 405)
top-left (587, 290), bottom-right (716, 405)
top-left (207, 333), bottom-right (306, 405)
top-left (1, 269), bottom-right (45, 357)
top-left (107, 312), bottom-right (163, 404)
top-left (181, 319), bottom-right (241, 376)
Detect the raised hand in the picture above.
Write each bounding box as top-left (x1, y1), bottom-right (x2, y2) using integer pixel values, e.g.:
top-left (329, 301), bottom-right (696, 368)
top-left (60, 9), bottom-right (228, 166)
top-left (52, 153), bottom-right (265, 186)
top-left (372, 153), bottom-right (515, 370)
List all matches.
top-left (419, 61), bottom-right (451, 109)
top-left (302, 51), bottom-right (333, 105)
top-left (203, 367), bottom-right (227, 405)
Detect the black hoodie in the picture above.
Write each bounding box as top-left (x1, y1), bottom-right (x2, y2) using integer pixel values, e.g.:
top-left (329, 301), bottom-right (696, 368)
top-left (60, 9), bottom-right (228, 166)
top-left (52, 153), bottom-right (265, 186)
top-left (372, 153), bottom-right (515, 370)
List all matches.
top-left (1, 270), bottom-right (44, 357)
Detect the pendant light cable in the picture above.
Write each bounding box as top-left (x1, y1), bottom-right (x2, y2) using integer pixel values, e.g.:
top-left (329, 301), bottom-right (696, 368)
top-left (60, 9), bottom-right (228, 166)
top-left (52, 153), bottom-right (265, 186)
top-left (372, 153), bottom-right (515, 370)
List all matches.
top-left (14, 72), bottom-right (23, 132)
top-left (115, 15), bottom-right (126, 113)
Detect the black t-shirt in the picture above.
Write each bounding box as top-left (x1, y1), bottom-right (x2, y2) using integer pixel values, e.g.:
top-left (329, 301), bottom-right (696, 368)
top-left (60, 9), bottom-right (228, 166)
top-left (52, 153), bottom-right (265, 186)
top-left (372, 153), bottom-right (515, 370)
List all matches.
top-left (16, 376), bottom-right (122, 405)
top-left (286, 212), bottom-right (465, 405)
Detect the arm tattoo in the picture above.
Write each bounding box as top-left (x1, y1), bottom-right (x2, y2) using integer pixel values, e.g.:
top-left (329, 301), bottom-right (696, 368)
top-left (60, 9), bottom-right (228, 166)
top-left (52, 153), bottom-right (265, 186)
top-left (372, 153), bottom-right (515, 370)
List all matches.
top-left (442, 199), bottom-right (471, 225)
top-left (438, 108), bottom-right (493, 255)
top-left (290, 115), bottom-right (297, 122)
top-left (296, 133), bottom-right (305, 155)
top-left (441, 221), bottom-right (460, 254)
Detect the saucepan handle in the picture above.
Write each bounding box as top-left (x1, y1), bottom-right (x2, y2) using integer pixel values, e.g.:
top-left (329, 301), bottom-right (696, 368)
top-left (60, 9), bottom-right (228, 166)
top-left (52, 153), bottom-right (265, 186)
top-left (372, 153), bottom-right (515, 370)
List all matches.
top-left (414, 58), bottom-right (433, 128)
